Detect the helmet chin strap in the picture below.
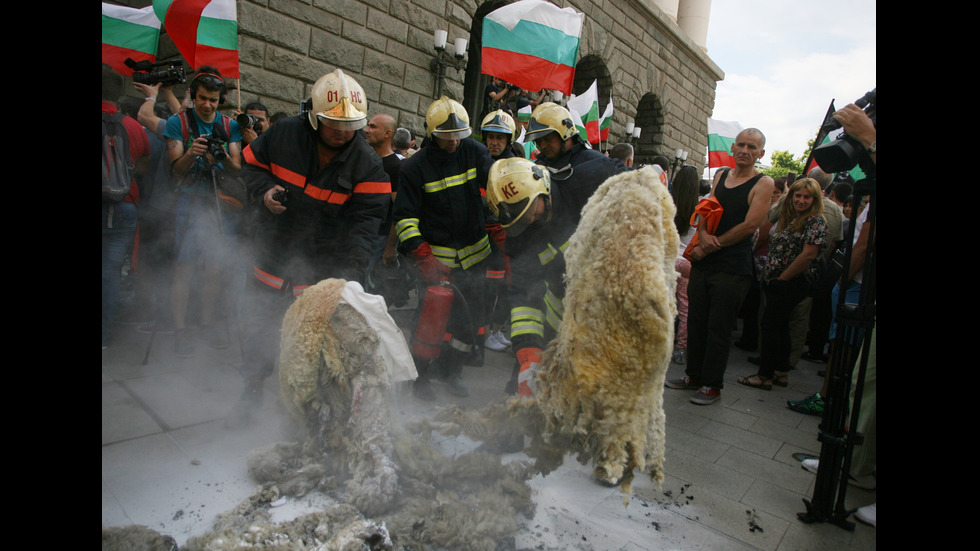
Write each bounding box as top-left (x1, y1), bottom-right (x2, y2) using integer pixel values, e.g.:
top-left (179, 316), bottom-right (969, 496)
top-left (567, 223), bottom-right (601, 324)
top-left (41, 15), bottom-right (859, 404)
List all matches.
top-left (546, 164), bottom-right (573, 181)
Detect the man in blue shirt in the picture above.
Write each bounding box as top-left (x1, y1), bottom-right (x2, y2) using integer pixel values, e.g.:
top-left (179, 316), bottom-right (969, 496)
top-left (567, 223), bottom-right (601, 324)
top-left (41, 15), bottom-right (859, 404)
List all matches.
top-left (163, 66), bottom-right (242, 357)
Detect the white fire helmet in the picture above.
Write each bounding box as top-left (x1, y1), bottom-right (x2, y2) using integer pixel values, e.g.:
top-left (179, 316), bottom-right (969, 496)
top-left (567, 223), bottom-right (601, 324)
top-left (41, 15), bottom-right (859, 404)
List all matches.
top-left (308, 69), bottom-right (368, 131)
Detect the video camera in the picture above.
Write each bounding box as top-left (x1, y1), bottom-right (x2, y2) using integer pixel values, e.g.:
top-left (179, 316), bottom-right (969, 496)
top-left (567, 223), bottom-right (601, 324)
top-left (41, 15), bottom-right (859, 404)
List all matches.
top-left (125, 58), bottom-right (187, 87)
top-left (813, 88), bottom-right (876, 173)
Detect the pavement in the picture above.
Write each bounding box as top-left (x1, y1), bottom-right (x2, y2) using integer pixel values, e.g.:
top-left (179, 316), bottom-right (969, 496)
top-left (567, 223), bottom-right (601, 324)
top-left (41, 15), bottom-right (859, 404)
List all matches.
top-left (103, 302), bottom-right (876, 550)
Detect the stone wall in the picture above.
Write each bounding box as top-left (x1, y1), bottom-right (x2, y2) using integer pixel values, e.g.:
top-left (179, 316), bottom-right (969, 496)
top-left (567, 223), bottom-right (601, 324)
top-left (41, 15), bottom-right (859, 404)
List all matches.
top-left (113, 0), bottom-right (723, 171)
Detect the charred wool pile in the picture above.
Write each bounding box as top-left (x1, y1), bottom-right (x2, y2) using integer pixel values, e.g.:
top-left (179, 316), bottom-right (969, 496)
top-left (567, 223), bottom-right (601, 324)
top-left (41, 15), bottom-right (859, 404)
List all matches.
top-left (534, 166), bottom-right (678, 491)
top-left (176, 279), bottom-right (533, 551)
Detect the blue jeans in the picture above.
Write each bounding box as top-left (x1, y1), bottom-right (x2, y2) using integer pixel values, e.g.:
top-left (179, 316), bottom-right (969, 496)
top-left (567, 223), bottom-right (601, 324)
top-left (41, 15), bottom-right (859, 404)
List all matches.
top-left (103, 201), bottom-right (138, 345)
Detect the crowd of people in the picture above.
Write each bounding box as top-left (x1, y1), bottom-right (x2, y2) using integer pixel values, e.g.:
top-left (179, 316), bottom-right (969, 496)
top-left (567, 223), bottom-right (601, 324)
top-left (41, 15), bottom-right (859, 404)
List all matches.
top-left (103, 63), bottom-right (874, 525)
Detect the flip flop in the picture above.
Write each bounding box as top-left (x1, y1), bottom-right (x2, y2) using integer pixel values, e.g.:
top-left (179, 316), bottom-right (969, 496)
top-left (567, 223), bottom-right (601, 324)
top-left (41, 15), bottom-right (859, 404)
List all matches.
top-left (736, 374), bottom-right (773, 391)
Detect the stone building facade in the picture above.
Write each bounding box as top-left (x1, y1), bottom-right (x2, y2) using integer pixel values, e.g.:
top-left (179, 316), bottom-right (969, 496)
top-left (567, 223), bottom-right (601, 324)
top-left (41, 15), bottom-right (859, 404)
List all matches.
top-left (116, 0), bottom-right (723, 171)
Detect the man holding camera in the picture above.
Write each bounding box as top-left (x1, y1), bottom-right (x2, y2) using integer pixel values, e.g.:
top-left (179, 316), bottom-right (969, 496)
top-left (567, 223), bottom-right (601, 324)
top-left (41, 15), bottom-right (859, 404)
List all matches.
top-left (236, 69), bottom-right (390, 411)
top-left (163, 66), bottom-right (243, 358)
top-left (238, 101), bottom-right (270, 146)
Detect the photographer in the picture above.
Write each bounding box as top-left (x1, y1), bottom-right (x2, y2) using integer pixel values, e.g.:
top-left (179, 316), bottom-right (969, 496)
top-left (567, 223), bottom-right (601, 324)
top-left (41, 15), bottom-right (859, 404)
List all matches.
top-left (237, 101), bottom-right (270, 146)
top-left (163, 66), bottom-right (243, 357)
top-left (832, 104), bottom-right (876, 166)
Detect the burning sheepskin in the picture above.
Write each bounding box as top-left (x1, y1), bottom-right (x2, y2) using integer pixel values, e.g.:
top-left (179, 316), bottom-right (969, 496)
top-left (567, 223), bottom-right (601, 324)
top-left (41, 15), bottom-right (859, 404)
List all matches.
top-left (278, 279), bottom-right (399, 516)
top-left (534, 166), bottom-right (679, 489)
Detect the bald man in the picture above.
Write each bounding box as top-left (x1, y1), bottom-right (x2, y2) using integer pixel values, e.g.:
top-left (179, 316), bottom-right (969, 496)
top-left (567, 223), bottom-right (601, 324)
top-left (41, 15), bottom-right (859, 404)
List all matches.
top-left (667, 128), bottom-right (774, 405)
top-left (364, 114), bottom-right (403, 267)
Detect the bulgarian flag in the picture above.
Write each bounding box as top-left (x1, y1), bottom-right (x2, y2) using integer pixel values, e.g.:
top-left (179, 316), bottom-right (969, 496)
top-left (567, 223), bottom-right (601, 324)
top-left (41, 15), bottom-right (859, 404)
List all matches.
top-left (517, 104), bottom-right (533, 123)
top-left (515, 126), bottom-right (539, 160)
top-left (598, 93), bottom-right (614, 142)
top-left (567, 79), bottom-right (600, 144)
top-left (102, 3), bottom-right (161, 76)
top-left (707, 118), bottom-right (743, 169)
top-left (482, 0), bottom-right (583, 95)
top-left (154, 0), bottom-right (239, 78)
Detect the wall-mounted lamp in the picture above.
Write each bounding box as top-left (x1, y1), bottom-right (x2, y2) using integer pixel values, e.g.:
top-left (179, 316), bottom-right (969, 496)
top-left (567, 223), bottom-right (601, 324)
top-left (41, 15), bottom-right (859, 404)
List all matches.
top-left (672, 148), bottom-right (689, 174)
top-left (430, 30), bottom-right (467, 98)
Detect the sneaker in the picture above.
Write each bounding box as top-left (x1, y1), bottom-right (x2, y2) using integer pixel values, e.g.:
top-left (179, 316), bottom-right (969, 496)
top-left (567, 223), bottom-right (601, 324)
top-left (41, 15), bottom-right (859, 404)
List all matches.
top-left (855, 503), bottom-right (876, 528)
top-left (787, 392), bottom-right (824, 416)
top-left (671, 348), bottom-right (686, 364)
top-left (802, 458), bottom-right (819, 473)
top-left (485, 330), bottom-right (510, 352)
top-left (445, 375), bottom-right (470, 397)
top-left (174, 329), bottom-right (195, 358)
top-left (413, 378), bottom-right (436, 401)
top-left (690, 386), bottom-right (721, 405)
top-left (665, 376), bottom-right (699, 390)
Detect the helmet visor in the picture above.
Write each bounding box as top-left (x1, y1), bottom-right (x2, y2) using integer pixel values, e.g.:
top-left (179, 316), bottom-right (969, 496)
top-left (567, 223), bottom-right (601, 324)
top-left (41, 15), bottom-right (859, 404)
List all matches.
top-left (496, 196), bottom-right (539, 237)
top-left (318, 115), bottom-right (367, 131)
top-left (432, 127), bottom-right (472, 141)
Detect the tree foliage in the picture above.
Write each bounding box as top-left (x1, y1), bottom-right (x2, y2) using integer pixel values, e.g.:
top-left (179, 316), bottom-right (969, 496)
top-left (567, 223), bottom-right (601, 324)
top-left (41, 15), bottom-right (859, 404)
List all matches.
top-left (763, 149), bottom-right (805, 179)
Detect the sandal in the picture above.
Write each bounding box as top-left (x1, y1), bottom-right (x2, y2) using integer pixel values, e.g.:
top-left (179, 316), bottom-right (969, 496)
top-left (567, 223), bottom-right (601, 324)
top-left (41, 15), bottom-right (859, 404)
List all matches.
top-left (773, 371), bottom-right (789, 388)
top-left (737, 373), bottom-right (773, 391)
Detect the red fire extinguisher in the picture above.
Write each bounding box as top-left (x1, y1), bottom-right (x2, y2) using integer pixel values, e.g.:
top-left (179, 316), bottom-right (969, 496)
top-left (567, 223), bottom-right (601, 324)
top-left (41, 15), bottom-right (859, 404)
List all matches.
top-left (411, 284), bottom-right (454, 359)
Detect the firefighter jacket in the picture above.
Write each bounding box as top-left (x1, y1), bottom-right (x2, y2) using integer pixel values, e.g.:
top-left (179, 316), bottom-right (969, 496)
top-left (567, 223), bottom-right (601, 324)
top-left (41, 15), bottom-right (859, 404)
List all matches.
top-left (535, 140), bottom-right (622, 183)
top-left (242, 116), bottom-right (391, 289)
top-left (508, 152), bottom-right (627, 352)
top-left (393, 138), bottom-right (495, 270)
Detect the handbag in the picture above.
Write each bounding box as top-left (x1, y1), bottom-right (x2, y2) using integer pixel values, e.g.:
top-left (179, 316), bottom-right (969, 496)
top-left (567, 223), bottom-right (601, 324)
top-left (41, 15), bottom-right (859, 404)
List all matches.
top-left (682, 196), bottom-right (724, 262)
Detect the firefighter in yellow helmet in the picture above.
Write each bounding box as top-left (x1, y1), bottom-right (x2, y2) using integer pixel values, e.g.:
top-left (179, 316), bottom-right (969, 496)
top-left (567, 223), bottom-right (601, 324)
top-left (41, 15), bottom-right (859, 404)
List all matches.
top-left (487, 151), bottom-right (631, 396)
top-left (392, 96), bottom-right (498, 400)
top-left (235, 69), bottom-right (391, 414)
top-left (525, 101), bottom-right (626, 181)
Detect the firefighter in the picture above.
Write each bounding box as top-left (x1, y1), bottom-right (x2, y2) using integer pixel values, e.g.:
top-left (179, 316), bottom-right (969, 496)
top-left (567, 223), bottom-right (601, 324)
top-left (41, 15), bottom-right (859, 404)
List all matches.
top-left (487, 152), bottom-right (630, 395)
top-left (236, 69), bottom-right (390, 412)
top-left (479, 109), bottom-right (520, 352)
top-left (480, 109), bottom-right (519, 160)
top-left (393, 96), bottom-right (496, 400)
top-left (524, 102), bottom-right (624, 180)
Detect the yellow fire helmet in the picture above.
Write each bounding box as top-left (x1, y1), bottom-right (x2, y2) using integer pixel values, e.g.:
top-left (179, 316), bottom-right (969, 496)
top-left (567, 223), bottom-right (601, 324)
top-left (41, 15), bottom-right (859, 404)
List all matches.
top-left (487, 157), bottom-right (552, 236)
top-left (308, 69), bottom-right (368, 131)
top-left (524, 102), bottom-right (577, 142)
top-left (425, 96), bottom-right (472, 140)
top-left (481, 109), bottom-right (517, 143)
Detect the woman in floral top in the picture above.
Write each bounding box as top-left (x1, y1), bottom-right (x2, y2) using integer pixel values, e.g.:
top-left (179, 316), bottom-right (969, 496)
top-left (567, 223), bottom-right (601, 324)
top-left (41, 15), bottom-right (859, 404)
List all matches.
top-left (738, 178), bottom-right (827, 390)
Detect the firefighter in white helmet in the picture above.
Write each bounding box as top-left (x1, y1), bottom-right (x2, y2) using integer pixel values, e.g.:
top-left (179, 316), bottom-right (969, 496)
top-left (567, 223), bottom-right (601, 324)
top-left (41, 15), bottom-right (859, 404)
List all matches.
top-left (481, 109), bottom-right (518, 160)
top-left (393, 96), bottom-right (498, 401)
top-left (235, 69), bottom-right (391, 415)
top-left (525, 101), bottom-right (626, 181)
top-left (488, 152), bottom-right (636, 396)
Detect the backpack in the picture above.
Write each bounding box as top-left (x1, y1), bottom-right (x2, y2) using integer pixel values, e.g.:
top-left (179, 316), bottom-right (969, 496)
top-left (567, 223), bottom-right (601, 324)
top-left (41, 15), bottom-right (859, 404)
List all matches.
top-left (102, 112), bottom-right (133, 202)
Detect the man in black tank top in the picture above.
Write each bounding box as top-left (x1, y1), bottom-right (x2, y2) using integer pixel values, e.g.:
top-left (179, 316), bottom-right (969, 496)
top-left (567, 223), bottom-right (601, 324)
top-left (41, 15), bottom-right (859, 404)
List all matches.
top-left (665, 128), bottom-right (774, 405)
